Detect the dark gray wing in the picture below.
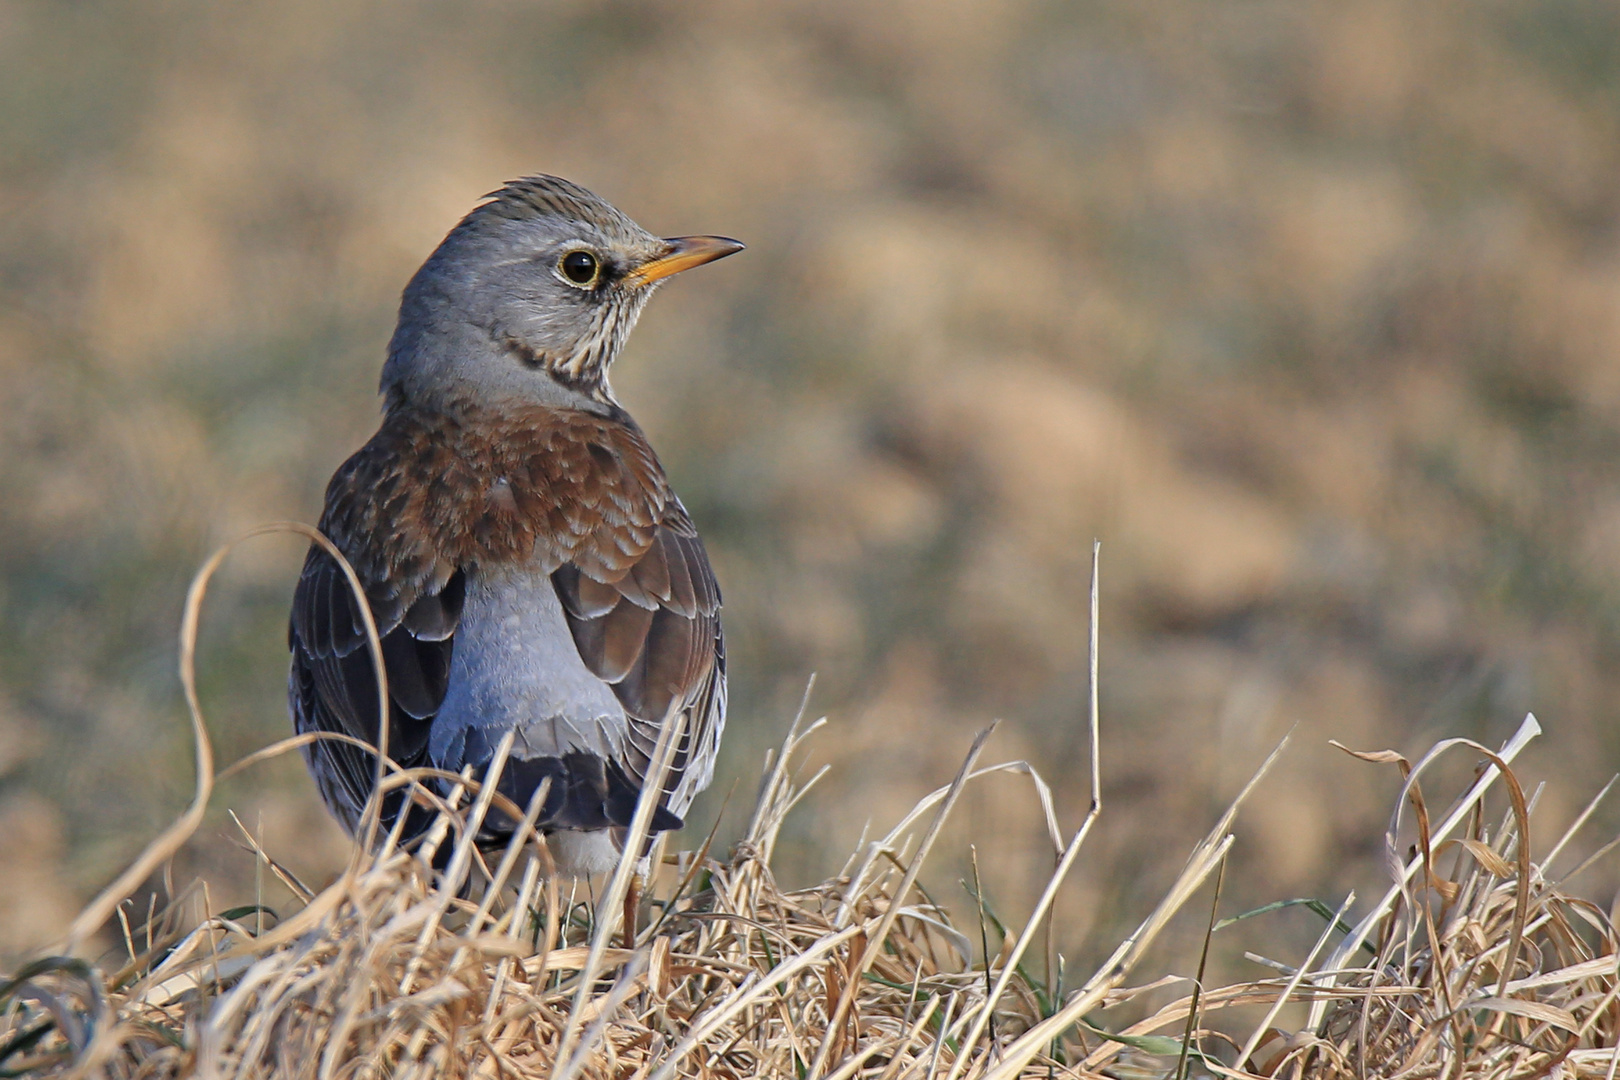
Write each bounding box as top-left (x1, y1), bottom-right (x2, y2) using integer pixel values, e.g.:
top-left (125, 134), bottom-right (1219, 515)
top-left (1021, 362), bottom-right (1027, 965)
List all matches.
top-left (287, 547), bottom-right (464, 837)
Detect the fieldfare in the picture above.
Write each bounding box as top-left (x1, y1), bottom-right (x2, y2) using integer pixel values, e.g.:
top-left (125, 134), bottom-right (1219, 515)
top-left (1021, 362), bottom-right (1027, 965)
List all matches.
top-left (288, 175), bottom-right (738, 880)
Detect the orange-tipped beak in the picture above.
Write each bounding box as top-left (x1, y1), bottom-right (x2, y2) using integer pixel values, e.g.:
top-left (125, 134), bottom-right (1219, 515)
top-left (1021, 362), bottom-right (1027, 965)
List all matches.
top-left (626, 235), bottom-right (745, 286)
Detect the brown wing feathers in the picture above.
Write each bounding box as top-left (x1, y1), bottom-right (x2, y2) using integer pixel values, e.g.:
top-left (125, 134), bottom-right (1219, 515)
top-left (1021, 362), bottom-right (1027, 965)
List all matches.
top-left (552, 508), bottom-right (724, 812)
top-left (289, 399), bottom-right (723, 834)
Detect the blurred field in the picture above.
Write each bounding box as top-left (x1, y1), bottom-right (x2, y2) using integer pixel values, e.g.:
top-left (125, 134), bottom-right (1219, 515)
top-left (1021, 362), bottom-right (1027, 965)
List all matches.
top-left (3, 0), bottom-right (1620, 995)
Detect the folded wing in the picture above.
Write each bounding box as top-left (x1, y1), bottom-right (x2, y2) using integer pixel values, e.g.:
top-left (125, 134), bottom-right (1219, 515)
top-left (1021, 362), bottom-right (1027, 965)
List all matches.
top-left (552, 499), bottom-right (726, 820)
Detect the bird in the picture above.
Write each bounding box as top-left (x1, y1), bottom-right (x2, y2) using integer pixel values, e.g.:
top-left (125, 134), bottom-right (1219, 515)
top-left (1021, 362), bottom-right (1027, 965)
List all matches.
top-left (287, 175), bottom-right (738, 902)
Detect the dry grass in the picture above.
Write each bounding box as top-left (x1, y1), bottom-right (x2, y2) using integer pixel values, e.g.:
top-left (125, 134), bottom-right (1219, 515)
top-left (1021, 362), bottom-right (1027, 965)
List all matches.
top-left (4, 543), bottom-right (1620, 1079)
top-left (7, 711), bottom-right (1619, 1080)
top-left (0, 700), bottom-right (1225, 1080)
top-left (4, 716), bottom-right (1620, 1080)
top-left (1086, 715), bottom-right (1620, 1080)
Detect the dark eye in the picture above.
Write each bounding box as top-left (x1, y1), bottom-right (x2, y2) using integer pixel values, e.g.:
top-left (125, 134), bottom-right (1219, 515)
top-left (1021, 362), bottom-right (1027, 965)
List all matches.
top-left (560, 250), bottom-right (599, 285)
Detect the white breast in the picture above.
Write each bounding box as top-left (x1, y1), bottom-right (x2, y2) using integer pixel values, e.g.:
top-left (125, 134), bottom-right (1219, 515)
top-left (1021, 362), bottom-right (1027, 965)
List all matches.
top-left (430, 567), bottom-right (626, 769)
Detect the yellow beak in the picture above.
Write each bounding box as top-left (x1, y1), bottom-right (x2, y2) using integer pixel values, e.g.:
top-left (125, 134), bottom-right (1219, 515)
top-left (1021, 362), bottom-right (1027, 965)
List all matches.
top-left (626, 235), bottom-right (745, 287)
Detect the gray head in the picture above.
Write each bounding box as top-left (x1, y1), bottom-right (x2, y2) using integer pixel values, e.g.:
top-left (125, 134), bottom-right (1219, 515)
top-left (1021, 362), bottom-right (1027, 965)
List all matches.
top-left (382, 175), bottom-right (743, 412)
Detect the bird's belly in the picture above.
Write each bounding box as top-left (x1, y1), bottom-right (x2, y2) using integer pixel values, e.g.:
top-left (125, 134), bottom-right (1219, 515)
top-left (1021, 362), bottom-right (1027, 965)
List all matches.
top-left (547, 829), bottom-right (622, 876)
top-left (431, 567), bottom-right (625, 769)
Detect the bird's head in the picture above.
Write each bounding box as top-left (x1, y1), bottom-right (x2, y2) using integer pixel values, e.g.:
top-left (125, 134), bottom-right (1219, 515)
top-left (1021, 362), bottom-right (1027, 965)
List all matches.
top-left (382, 175), bottom-right (743, 412)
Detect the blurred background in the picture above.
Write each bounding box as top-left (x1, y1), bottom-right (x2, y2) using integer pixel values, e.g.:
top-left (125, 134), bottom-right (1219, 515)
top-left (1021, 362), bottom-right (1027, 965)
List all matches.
top-left (3, 0), bottom-right (1620, 1003)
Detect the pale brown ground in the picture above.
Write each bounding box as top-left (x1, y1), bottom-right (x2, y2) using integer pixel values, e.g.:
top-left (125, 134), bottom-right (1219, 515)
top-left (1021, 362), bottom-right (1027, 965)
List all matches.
top-left (2, 0), bottom-right (1619, 1016)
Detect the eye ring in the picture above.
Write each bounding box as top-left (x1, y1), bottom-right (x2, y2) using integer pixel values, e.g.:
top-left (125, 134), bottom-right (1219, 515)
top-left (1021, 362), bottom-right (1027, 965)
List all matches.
top-left (559, 249), bottom-right (600, 286)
